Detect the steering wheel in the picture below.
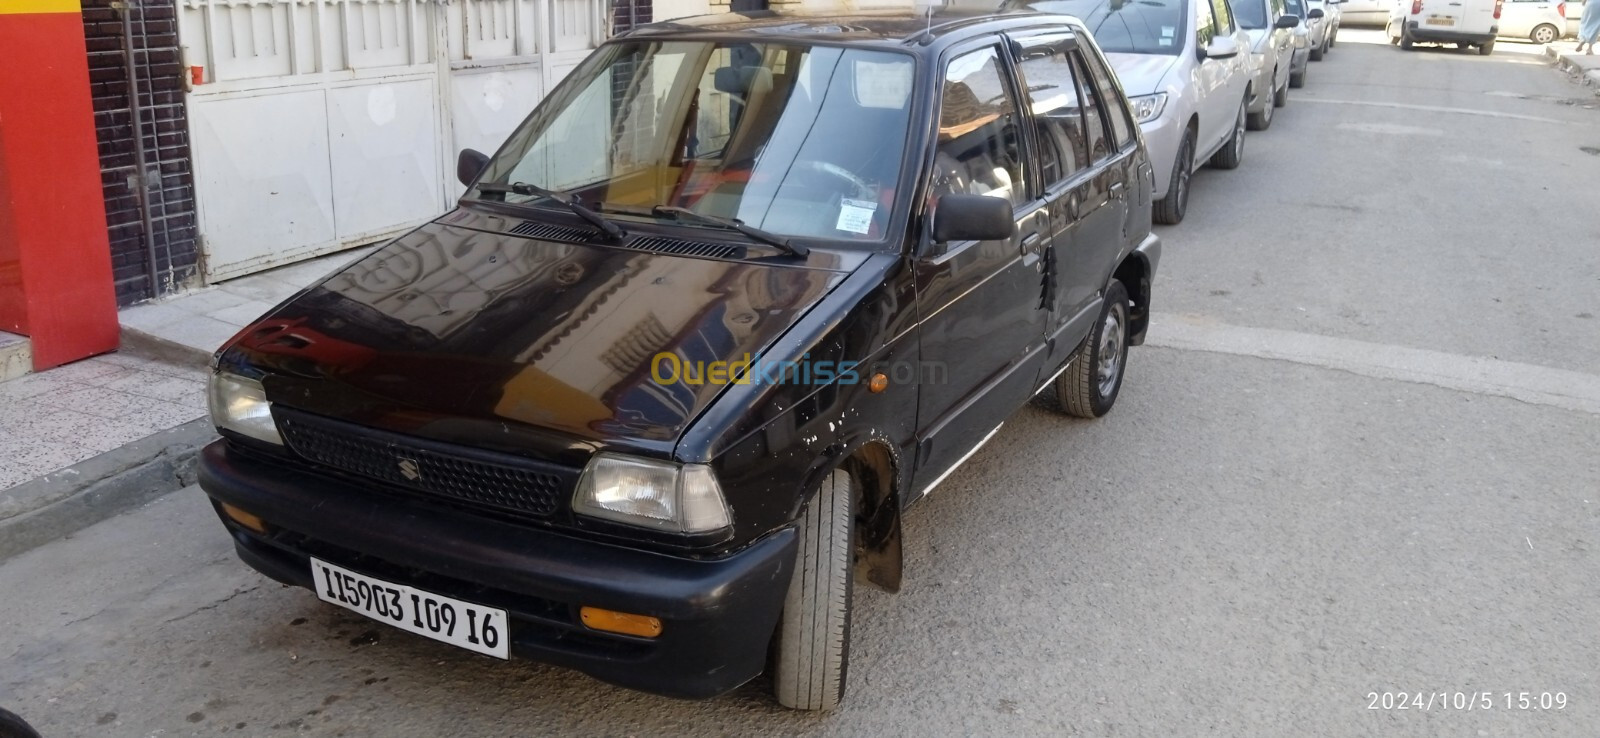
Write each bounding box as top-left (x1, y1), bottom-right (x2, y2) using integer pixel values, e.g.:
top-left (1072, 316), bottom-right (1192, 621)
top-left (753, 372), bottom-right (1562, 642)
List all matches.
top-left (790, 159), bottom-right (876, 201)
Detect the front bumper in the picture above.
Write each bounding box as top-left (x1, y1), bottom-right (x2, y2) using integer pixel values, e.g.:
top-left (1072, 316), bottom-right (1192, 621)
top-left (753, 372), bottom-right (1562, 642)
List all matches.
top-left (1137, 109), bottom-right (1183, 200)
top-left (198, 441), bottom-right (797, 699)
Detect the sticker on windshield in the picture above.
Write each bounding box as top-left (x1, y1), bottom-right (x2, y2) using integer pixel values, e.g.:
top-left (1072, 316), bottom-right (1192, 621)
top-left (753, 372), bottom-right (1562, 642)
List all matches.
top-left (1161, 26), bottom-right (1176, 37)
top-left (836, 199), bottom-right (877, 235)
top-left (1158, 38), bottom-right (1174, 46)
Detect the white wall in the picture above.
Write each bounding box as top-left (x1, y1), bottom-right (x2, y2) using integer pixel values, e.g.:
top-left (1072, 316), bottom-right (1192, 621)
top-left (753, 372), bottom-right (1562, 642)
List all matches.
top-left (655, 0), bottom-right (714, 21)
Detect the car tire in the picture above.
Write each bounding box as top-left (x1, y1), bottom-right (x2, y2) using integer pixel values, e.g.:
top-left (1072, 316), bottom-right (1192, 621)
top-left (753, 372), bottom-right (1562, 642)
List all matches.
top-left (0, 710), bottom-right (41, 738)
top-left (1400, 26), bottom-right (1414, 49)
top-left (1311, 42), bottom-right (1325, 61)
top-left (1479, 39), bottom-right (1495, 55)
top-left (772, 467), bottom-right (855, 712)
top-left (1057, 280), bottom-right (1131, 419)
top-left (1329, 27), bottom-right (1338, 47)
top-left (1531, 24), bottom-right (1558, 44)
top-left (1247, 84), bottom-right (1274, 130)
top-left (1153, 128), bottom-right (1194, 225)
top-left (1290, 66), bottom-right (1306, 88)
top-left (1273, 75), bottom-right (1289, 108)
top-left (1208, 96), bottom-right (1246, 170)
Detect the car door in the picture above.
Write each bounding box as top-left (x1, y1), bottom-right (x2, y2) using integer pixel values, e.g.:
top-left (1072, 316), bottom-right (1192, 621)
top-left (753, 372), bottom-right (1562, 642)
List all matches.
top-left (1501, 0), bottom-right (1537, 36)
top-left (1010, 33), bottom-right (1141, 369)
top-left (911, 40), bottom-right (1051, 495)
top-left (1268, 0), bottom-right (1293, 86)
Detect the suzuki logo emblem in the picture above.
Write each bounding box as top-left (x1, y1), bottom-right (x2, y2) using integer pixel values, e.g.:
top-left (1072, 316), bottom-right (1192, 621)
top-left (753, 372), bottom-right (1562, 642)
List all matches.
top-left (397, 458), bottom-right (421, 481)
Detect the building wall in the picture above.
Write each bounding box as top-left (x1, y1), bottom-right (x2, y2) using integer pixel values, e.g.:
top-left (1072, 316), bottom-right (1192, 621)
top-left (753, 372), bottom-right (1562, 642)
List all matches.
top-left (81, 0), bottom-right (199, 306)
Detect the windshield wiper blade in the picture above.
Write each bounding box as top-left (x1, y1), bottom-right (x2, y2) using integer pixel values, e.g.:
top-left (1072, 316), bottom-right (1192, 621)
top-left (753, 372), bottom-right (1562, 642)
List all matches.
top-left (476, 182), bottom-right (627, 241)
top-left (651, 206), bottom-right (808, 257)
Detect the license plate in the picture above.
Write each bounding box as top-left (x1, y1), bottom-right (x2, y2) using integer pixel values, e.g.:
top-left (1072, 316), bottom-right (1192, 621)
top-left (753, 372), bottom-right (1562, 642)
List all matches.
top-left (311, 557), bottom-right (509, 659)
top-left (1425, 16), bottom-right (1456, 25)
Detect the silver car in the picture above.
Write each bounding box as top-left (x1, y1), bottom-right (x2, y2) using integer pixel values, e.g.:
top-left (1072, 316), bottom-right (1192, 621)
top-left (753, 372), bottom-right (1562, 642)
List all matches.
top-left (1234, 0), bottom-right (1299, 131)
top-left (1022, 0), bottom-right (1253, 225)
top-left (1285, 0), bottom-right (1314, 87)
top-left (1306, 0), bottom-right (1343, 59)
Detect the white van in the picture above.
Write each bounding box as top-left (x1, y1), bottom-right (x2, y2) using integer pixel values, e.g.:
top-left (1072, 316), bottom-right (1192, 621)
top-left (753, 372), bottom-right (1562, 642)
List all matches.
top-left (1387, 0), bottom-right (1502, 54)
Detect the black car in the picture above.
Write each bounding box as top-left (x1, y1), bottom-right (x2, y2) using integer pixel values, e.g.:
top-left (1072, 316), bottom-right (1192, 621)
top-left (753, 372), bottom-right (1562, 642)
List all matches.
top-left (199, 7), bottom-right (1161, 711)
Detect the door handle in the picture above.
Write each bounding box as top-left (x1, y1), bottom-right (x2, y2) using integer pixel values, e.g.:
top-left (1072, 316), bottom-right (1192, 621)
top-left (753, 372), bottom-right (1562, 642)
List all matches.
top-left (1109, 181), bottom-right (1127, 199)
top-left (1021, 232), bottom-right (1043, 252)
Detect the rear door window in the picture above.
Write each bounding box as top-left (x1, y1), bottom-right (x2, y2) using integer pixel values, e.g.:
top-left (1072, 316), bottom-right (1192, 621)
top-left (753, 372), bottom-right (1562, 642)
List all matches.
top-left (1078, 46), bottom-right (1135, 152)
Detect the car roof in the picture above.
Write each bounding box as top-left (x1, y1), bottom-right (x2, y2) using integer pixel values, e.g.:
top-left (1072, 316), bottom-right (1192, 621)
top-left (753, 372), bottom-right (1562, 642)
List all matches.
top-left (621, 8), bottom-right (1085, 50)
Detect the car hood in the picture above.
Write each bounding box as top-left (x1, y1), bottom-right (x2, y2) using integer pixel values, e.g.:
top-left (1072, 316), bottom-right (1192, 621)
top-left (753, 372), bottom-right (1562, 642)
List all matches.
top-left (218, 208), bottom-right (852, 461)
top-left (1102, 53), bottom-right (1180, 96)
top-left (1244, 28), bottom-right (1270, 52)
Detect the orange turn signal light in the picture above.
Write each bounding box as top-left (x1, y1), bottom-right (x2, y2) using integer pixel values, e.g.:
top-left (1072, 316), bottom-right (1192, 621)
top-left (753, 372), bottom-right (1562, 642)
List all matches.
top-left (221, 503), bottom-right (267, 533)
top-left (580, 606), bottom-right (663, 638)
top-left (868, 373), bottom-right (889, 393)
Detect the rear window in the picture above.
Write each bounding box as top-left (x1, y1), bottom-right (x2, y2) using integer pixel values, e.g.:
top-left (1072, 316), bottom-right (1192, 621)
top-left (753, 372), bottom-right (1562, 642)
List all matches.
top-left (1028, 0), bottom-right (1189, 55)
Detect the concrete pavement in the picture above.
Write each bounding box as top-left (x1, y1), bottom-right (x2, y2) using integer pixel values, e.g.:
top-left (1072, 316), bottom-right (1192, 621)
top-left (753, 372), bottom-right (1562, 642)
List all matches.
top-left (2, 27), bottom-right (1598, 737)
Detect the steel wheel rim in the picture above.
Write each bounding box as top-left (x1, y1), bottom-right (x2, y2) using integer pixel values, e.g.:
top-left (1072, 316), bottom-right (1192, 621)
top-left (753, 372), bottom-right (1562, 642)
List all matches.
top-left (1234, 105), bottom-right (1245, 157)
top-left (1176, 141), bottom-right (1192, 212)
top-left (1097, 302), bottom-right (1126, 397)
top-left (1534, 27), bottom-right (1555, 43)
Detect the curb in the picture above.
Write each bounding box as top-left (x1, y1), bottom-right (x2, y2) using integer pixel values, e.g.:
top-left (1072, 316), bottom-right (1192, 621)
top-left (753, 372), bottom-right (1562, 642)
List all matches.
top-left (0, 418), bottom-right (217, 561)
top-left (1544, 45), bottom-right (1600, 92)
top-left (119, 323), bottom-right (214, 368)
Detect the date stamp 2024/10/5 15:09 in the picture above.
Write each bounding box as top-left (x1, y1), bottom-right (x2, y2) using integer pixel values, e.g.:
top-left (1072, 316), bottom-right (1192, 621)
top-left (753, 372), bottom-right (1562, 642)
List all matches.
top-left (1368, 691), bottom-right (1568, 711)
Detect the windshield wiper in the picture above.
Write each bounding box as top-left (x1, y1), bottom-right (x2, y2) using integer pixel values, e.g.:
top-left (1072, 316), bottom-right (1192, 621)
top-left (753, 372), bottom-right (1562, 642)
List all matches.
top-left (475, 182), bottom-right (627, 241)
top-left (651, 206), bottom-right (808, 257)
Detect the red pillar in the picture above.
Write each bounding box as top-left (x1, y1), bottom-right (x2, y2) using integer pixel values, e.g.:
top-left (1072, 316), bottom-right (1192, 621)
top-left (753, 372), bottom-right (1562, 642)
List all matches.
top-left (0, 0), bottom-right (120, 370)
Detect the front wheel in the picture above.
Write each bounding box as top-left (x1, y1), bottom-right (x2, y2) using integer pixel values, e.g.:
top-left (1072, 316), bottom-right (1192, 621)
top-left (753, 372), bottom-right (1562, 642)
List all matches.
top-left (1273, 75), bottom-right (1289, 108)
top-left (1153, 128), bottom-right (1194, 225)
top-left (1290, 66), bottom-right (1307, 88)
top-left (772, 468), bottom-right (855, 711)
top-left (1208, 96), bottom-right (1246, 170)
top-left (1056, 280), bottom-right (1131, 418)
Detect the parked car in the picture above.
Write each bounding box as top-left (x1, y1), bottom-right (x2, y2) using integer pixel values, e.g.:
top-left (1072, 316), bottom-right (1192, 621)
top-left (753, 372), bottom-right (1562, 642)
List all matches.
top-left (1022, 0), bottom-right (1252, 224)
top-left (1388, 0), bottom-right (1501, 53)
top-left (1339, 0), bottom-right (1392, 25)
top-left (1307, 0), bottom-right (1343, 58)
top-left (1500, 0), bottom-right (1567, 43)
top-left (1235, 0), bottom-right (1299, 130)
top-left (197, 8), bottom-right (1162, 712)
top-left (1286, 0), bottom-right (1315, 86)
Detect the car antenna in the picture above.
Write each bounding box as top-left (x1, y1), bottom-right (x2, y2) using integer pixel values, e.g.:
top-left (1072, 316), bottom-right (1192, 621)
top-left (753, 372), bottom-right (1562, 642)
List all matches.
top-left (915, 4), bottom-right (936, 44)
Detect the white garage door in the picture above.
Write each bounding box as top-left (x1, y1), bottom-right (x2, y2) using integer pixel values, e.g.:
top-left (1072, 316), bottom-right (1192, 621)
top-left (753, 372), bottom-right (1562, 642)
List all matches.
top-left (181, 0), bottom-right (603, 281)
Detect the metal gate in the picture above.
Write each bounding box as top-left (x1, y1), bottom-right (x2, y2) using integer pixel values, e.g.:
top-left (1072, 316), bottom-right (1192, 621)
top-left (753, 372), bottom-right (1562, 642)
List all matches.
top-left (180, 0), bottom-right (604, 280)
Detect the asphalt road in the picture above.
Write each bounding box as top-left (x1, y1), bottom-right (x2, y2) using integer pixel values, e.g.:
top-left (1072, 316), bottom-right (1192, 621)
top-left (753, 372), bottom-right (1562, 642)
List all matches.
top-left (4, 30), bottom-right (1599, 737)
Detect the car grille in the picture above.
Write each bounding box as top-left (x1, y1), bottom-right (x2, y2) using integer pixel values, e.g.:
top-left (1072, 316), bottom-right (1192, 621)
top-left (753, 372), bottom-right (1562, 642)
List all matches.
top-left (273, 408), bottom-right (575, 518)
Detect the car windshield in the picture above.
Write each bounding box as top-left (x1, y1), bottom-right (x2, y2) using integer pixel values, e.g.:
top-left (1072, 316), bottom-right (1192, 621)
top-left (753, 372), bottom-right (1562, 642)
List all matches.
top-left (1287, 0), bottom-right (1305, 15)
top-left (1025, 0), bottom-right (1188, 55)
top-left (467, 40), bottom-right (916, 244)
top-left (1233, 0), bottom-right (1269, 28)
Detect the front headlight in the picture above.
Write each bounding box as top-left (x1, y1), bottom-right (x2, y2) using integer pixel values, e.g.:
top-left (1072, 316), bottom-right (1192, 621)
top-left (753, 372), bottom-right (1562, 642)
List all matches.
top-left (572, 453), bottom-right (732, 533)
top-left (207, 372), bottom-right (283, 445)
top-left (1129, 93), bottom-right (1168, 124)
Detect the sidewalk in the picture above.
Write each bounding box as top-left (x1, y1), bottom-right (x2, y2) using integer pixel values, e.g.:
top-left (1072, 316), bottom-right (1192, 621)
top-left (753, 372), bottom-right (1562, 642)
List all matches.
top-left (1545, 42), bottom-right (1600, 90)
top-left (0, 245), bottom-right (376, 559)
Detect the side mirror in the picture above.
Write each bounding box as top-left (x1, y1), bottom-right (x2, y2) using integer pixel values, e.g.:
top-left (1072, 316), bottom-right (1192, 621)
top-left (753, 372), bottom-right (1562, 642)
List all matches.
top-left (1202, 36), bottom-right (1241, 59)
top-left (931, 194), bottom-right (1015, 244)
top-left (1275, 14), bottom-right (1300, 27)
top-left (1308, 8), bottom-right (1325, 17)
top-left (457, 148), bottom-right (490, 187)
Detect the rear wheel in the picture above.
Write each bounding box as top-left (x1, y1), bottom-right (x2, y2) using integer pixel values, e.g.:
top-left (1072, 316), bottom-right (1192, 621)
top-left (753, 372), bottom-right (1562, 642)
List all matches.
top-left (1056, 280), bottom-right (1131, 419)
top-left (1531, 24), bottom-right (1558, 44)
top-left (772, 468), bottom-right (855, 712)
top-left (1290, 66), bottom-right (1307, 88)
top-left (1273, 75), bottom-right (1289, 107)
top-left (1153, 128), bottom-right (1194, 225)
top-left (1311, 41), bottom-right (1325, 61)
top-left (1400, 25), bottom-right (1415, 49)
top-left (1209, 96), bottom-right (1246, 170)
top-left (1479, 39), bottom-right (1496, 55)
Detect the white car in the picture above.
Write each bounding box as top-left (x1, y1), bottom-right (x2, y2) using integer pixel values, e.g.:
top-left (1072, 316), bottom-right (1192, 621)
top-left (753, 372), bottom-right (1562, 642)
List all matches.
top-left (1234, 0), bottom-right (1299, 131)
top-left (1388, 0), bottom-right (1501, 54)
top-left (1337, 0), bottom-right (1391, 25)
top-left (1307, 0), bottom-right (1343, 58)
top-left (1024, 0), bottom-right (1253, 225)
top-left (1500, 0), bottom-right (1568, 43)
